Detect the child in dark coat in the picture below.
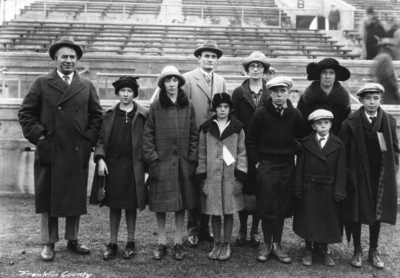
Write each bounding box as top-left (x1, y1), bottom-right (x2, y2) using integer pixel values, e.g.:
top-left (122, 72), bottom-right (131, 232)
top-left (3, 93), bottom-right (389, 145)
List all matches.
top-left (246, 76), bottom-right (306, 264)
top-left (339, 83), bottom-right (399, 269)
top-left (292, 109), bottom-right (346, 267)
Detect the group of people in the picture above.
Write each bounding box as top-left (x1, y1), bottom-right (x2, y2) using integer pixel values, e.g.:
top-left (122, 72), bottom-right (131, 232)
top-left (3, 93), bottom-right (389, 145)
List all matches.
top-left (18, 36), bottom-right (398, 271)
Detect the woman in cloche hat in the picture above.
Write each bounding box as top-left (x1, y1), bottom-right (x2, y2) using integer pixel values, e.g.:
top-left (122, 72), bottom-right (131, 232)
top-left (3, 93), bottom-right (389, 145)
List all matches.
top-left (142, 66), bottom-right (199, 261)
top-left (89, 76), bottom-right (148, 260)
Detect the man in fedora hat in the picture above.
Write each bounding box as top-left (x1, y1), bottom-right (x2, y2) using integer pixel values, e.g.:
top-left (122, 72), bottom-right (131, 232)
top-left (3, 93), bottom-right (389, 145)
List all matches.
top-left (18, 36), bottom-right (103, 261)
top-left (182, 40), bottom-right (227, 246)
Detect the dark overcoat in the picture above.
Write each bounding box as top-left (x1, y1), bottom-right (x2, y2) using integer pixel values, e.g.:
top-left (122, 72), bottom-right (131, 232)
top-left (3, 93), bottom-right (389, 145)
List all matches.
top-left (18, 69), bottom-right (103, 217)
top-left (297, 81), bottom-right (351, 135)
top-left (339, 107), bottom-right (399, 225)
top-left (231, 78), bottom-right (270, 195)
top-left (89, 102), bottom-right (149, 211)
top-left (196, 116), bottom-right (247, 216)
top-left (292, 132), bottom-right (346, 243)
top-left (142, 89), bottom-right (199, 212)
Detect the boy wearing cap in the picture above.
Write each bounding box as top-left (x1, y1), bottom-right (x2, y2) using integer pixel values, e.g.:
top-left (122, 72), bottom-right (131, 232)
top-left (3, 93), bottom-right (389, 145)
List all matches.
top-left (196, 92), bottom-right (247, 261)
top-left (339, 83), bottom-right (399, 269)
top-left (246, 76), bottom-right (306, 264)
top-left (292, 109), bottom-right (346, 267)
top-left (231, 51), bottom-right (271, 248)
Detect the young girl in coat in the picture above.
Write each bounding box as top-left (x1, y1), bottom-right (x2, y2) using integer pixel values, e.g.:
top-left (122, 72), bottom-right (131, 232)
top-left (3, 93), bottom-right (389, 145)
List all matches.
top-left (143, 66), bottom-right (199, 261)
top-left (89, 76), bottom-right (149, 260)
top-left (292, 109), bottom-right (346, 267)
top-left (196, 92), bottom-right (247, 261)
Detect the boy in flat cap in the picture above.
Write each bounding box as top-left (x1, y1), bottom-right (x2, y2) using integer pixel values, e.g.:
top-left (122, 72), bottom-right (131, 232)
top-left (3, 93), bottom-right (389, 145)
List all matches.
top-left (292, 109), bottom-right (346, 267)
top-left (231, 51), bottom-right (271, 248)
top-left (246, 76), bottom-right (306, 264)
top-left (339, 83), bottom-right (399, 269)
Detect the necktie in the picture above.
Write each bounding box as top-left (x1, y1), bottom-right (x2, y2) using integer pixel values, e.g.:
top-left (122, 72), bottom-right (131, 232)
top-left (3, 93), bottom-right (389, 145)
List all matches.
top-left (63, 75), bottom-right (69, 85)
top-left (204, 74), bottom-right (211, 86)
top-left (276, 106), bottom-right (284, 115)
top-left (253, 92), bottom-right (261, 107)
top-left (369, 116), bottom-right (376, 126)
top-left (319, 137), bottom-right (325, 148)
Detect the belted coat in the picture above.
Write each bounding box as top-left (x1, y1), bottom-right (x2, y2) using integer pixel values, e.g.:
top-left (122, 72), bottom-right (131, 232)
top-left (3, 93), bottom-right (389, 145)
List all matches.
top-left (18, 69), bottom-right (103, 217)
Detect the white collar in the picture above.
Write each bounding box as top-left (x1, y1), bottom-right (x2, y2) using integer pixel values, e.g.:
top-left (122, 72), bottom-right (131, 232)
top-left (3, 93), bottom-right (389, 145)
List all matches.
top-left (57, 70), bottom-right (74, 83)
top-left (200, 67), bottom-right (213, 77)
top-left (364, 110), bottom-right (377, 121)
top-left (316, 133), bottom-right (329, 142)
top-left (272, 102), bottom-right (287, 109)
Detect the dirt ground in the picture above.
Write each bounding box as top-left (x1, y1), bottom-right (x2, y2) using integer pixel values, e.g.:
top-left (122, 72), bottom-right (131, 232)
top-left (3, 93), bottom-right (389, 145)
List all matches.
top-left (0, 194), bottom-right (399, 278)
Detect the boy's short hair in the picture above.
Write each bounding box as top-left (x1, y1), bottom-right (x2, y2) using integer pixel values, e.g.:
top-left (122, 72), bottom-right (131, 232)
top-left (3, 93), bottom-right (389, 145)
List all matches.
top-left (308, 109), bottom-right (334, 122)
top-left (356, 83), bottom-right (384, 98)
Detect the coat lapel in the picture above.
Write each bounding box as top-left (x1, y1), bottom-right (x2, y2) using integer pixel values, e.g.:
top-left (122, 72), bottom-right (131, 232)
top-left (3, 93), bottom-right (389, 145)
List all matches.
top-left (47, 69), bottom-right (68, 94)
top-left (348, 109), bottom-right (370, 174)
top-left (194, 68), bottom-right (211, 101)
top-left (322, 134), bottom-right (341, 157)
top-left (102, 103), bottom-right (118, 150)
top-left (58, 71), bottom-right (85, 105)
top-left (303, 133), bottom-right (327, 162)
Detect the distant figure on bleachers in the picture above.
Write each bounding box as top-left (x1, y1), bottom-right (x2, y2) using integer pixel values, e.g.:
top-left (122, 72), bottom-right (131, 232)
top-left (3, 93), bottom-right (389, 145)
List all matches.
top-left (328, 5), bottom-right (340, 30)
top-left (372, 53), bottom-right (400, 104)
top-left (360, 6), bottom-right (386, 60)
top-left (182, 40), bottom-right (227, 247)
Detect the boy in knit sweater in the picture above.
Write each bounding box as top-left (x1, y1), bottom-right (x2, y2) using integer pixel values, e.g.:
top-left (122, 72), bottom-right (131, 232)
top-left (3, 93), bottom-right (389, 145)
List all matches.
top-left (246, 76), bottom-right (306, 264)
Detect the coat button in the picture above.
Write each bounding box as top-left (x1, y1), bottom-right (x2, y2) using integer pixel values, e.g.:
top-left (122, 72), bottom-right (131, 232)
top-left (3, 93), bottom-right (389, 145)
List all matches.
top-left (216, 171), bottom-right (221, 176)
top-left (218, 143), bottom-right (222, 147)
top-left (57, 106), bottom-right (62, 111)
top-left (56, 147), bottom-right (61, 151)
top-left (75, 147), bottom-right (79, 152)
top-left (217, 156), bottom-right (222, 160)
top-left (76, 127), bottom-right (81, 131)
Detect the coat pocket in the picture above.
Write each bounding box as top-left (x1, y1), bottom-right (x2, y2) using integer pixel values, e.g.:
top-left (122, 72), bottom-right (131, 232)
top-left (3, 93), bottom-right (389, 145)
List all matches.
top-left (35, 138), bottom-right (52, 166)
top-left (233, 179), bottom-right (243, 196)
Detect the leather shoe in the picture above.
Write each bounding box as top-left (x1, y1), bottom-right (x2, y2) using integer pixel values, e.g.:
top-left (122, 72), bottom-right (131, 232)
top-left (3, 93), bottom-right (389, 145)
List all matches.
top-left (153, 244), bottom-right (166, 260)
top-left (41, 244), bottom-right (55, 261)
top-left (271, 243), bottom-right (291, 264)
top-left (368, 248), bottom-right (384, 269)
top-left (236, 234), bottom-right (246, 246)
top-left (173, 244), bottom-right (185, 260)
top-left (319, 246), bottom-right (335, 266)
top-left (302, 249), bottom-right (312, 266)
top-left (250, 234), bottom-right (260, 248)
top-left (123, 242), bottom-right (135, 259)
top-left (102, 243), bottom-right (118, 260)
top-left (218, 242), bottom-right (231, 261)
top-left (67, 240), bottom-right (90, 255)
top-left (257, 243), bottom-right (272, 262)
top-left (350, 246), bottom-right (363, 268)
top-left (199, 232), bottom-right (214, 242)
top-left (208, 242), bottom-right (221, 260)
top-left (188, 235), bottom-right (199, 247)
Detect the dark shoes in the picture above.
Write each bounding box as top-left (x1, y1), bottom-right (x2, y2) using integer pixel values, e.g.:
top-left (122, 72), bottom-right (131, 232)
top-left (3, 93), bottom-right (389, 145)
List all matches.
top-left (67, 240), bottom-right (90, 255)
top-left (236, 233), bottom-right (260, 248)
top-left (250, 234), bottom-right (261, 248)
top-left (319, 246), bottom-right (335, 266)
top-left (153, 244), bottom-right (167, 260)
top-left (257, 243), bottom-right (272, 262)
top-left (41, 243), bottom-right (55, 261)
top-left (302, 249), bottom-right (313, 266)
top-left (368, 248), bottom-right (384, 269)
top-left (271, 243), bottom-right (291, 264)
top-left (103, 243), bottom-right (118, 260)
top-left (173, 244), bottom-right (185, 260)
top-left (208, 242), bottom-right (221, 260)
top-left (236, 234), bottom-right (246, 247)
top-left (188, 235), bottom-right (199, 247)
top-left (350, 246), bottom-right (363, 268)
top-left (218, 242), bottom-right (231, 261)
top-left (123, 242), bottom-right (135, 259)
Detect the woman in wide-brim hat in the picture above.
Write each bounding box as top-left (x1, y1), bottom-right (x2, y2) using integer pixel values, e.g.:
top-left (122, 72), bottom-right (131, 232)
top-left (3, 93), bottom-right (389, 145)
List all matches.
top-left (143, 66), bottom-right (199, 261)
top-left (89, 76), bottom-right (149, 260)
top-left (297, 58), bottom-right (352, 135)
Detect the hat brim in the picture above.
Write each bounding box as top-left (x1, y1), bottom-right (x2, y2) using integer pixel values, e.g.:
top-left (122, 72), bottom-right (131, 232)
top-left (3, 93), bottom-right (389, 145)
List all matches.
top-left (157, 72), bottom-right (186, 88)
top-left (267, 83), bottom-right (291, 89)
top-left (49, 42), bottom-right (83, 60)
top-left (356, 89), bottom-right (383, 97)
top-left (307, 64), bottom-right (350, 81)
top-left (193, 47), bottom-right (223, 59)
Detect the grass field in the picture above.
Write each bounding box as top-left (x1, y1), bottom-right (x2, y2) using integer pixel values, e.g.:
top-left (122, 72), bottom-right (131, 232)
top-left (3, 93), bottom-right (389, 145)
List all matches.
top-left (0, 194), bottom-right (399, 278)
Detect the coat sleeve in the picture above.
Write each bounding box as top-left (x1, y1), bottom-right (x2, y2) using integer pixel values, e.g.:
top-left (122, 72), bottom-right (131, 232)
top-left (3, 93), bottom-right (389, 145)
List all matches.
top-left (245, 113), bottom-right (261, 165)
top-left (338, 120), bottom-right (357, 192)
top-left (295, 110), bottom-right (307, 139)
top-left (231, 88), bottom-right (240, 120)
top-left (18, 77), bottom-right (46, 144)
top-left (333, 143), bottom-right (347, 200)
top-left (93, 114), bottom-right (106, 163)
top-left (188, 103), bottom-right (199, 163)
top-left (389, 115), bottom-right (400, 173)
top-left (234, 128), bottom-right (248, 183)
top-left (195, 130), bottom-right (207, 184)
top-left (292, 148), bottom-right (305, 195)
top-left (142, 104), bottom-right (158, 166)
top-left (85, 82), bottom-right (103, 146)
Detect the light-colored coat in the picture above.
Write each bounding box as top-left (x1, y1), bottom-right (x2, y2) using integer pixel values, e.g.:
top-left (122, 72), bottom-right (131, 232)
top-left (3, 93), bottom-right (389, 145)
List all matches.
top-left (182, 67), bottom-right (227, 126)
top-left (196, 116), bottom-right (247, 216)
top-left (18, 69), bottom-right (103, 217)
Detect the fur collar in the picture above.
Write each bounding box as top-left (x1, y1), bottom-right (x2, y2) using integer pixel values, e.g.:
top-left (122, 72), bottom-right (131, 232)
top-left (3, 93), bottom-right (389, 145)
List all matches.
top-left (303, 81), bottom-right (350, 110)
top-left (159, 88), bottom-right (189, 108)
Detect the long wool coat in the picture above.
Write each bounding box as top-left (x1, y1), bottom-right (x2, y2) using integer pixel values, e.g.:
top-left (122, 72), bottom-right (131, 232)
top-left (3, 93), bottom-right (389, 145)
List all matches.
top-left (297, 81), bottom-right (351, 136)
top-left (89, 102), bottom-right (149, 211)
top-left (292, 132), bottom-right (347, 243)
top-left (182, 67), bottom-right (227, 126)
top-left (18, 69), bottom-right (103, 217)
top-left (196, 116), bottom-right (247, 216)
top-left (339, 107), bottom-right (399, 225)
top-left (231, 78), bottom-right (270, 195)
top-left (143, 89), bottom-right (199, 212)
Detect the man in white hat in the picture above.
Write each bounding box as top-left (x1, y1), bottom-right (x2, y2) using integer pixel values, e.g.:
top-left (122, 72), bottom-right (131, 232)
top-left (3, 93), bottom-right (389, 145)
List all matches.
top-left (18, 36), bottom-right (103, 261)
top-left (182, 40), bottom-right (227, 246)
